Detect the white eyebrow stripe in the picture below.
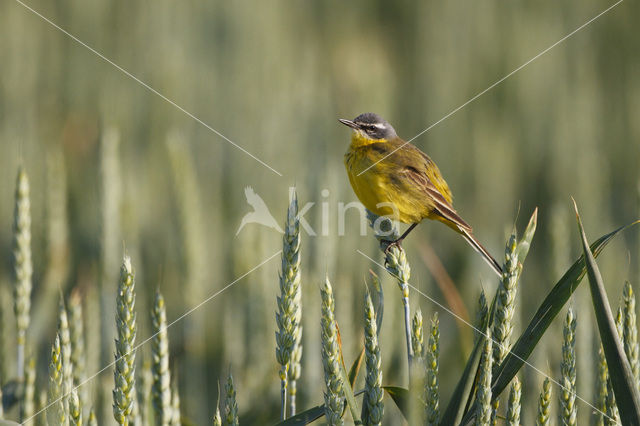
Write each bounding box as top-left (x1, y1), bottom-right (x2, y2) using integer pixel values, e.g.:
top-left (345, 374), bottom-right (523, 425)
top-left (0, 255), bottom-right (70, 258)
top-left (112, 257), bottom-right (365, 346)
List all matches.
top-left (358, 123), bottom-right (385, 130)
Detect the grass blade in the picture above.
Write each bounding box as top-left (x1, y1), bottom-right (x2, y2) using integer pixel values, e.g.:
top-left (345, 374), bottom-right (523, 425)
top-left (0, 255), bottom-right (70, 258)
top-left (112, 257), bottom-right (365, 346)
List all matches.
top-left (439, 335), bottom-right (484, 425)
top-left (574, 200), bottom-right (640, 424)
top-left (348, 348), bottom-right (365, 389)
top-left (273, 404), bottom-right (325, 425)
top-left (382, 386), bottom-right (422, 421)
top-left (515, 208), bottom-right (538, 266)
top-left (440, 290), bottom-right (492, 425)
top-left (339, 356), bottom-right (362, 424)
top-left (333, 305), bottom-right (361, 424)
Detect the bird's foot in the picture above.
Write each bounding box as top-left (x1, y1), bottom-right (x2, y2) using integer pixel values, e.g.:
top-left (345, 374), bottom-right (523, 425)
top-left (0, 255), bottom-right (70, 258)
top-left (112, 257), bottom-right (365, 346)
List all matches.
top-left (383, 238), bottom-right (403, 254)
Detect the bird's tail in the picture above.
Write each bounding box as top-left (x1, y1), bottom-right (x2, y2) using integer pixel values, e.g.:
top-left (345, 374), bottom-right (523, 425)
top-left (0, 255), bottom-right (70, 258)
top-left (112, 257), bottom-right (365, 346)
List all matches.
top-left (459, 227), bottom-right (503, 277)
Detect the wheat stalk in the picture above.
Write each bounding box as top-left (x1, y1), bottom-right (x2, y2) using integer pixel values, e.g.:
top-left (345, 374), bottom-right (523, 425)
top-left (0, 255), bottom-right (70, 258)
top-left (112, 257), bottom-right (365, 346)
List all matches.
top-left (559, 308), bottom-right (577, 426)
top-left (536, 378), bottom-right (552, 426)
top-left (84, 283), bottom-right (101, 405)
top-left (476, 329), bottom-right (493, 426)
top-left (212, 382), bottom-right (223, 426)
top-left (411, 309), bottom-right (424, 359)
top-left (493, 234), bottom-right (519, 369)
top-left (137, 357), bottom-right (152, 425)
top-left (425, 312), bottom-right (440, 425)
top-left (476, 290), bottom-right (488, 344)
top-left (321, 277), bottom-right (344, 426)
top-left (113, 255), bottom-right (138, 425)
top-left (213, 405), bottom-right (222, 426)
top-left (171, 375), bottom-right (181, 426)
top-left (623, 281), bottom-right (639, 388)
top-left (289, 336), bottom-right (303, 417)
top-left (68, 289), bottom-right (88, 416)
top-left (48, 333), bottom-right (66, 426)
top-left (58, 298), bottom-right (73, 416)
top-left (288, 192), bottom-right (303, 418)
top-left (605, 373), bottom-right (620, 425)
top-left (506, 376), bottom-right (521, 426)
top-left (0, 286), bottom-right (8, 383)
top-left (69, 388), bottom-right (82, 426)
top-left (152, 290), bottom-right (172, 426)
top-left (223, 372), bottom-right (238, 426)
top-left (363, 289), bottom-right (384, 426)
top-left (383, 245), bottom-right (413, 372)
top-left (275, 190), bottom-right (302, 419)
top-left (21, 352), bottom-right (36, 422)
top-left (409, 307), bottom-right (425, 424)
top-left (366, 210), bottom-right (414, 372)
top-left (88, 407), bottom-right (98, 426)
top-left (596, 344), bottom-right (609, 426)
top-left (38, 389), bottom-right (47, 424)
top-left (13, 167), bottom-right (32, 382)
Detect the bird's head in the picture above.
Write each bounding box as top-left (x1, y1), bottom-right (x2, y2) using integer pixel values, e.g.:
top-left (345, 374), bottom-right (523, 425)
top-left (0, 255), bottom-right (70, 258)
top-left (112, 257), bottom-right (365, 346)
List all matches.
top-left (339, 113), bottom-right (397, 143)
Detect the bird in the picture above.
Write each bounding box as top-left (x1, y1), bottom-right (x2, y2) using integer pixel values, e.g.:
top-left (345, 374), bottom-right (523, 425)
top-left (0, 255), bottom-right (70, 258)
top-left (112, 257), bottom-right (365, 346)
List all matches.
top-left (340, 112), bottom-right (503, 277)
top-left (236, 186), bottom-right (283, 235)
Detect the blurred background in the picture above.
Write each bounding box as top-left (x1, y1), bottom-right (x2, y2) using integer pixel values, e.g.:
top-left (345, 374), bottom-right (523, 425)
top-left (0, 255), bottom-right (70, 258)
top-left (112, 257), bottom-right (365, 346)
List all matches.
top-left (0, 0), bottom-right (639, 423)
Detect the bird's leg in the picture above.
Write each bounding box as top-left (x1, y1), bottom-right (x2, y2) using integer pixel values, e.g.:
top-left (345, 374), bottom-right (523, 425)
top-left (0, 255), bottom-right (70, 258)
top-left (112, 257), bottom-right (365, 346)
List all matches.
top-left (384, 223), bottom-right (418, 253)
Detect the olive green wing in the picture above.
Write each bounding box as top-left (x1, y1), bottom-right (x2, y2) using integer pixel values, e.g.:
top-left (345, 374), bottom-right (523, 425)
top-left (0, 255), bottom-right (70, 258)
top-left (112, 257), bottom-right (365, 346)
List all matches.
top-left (386, 140), bottom-right (472, 233)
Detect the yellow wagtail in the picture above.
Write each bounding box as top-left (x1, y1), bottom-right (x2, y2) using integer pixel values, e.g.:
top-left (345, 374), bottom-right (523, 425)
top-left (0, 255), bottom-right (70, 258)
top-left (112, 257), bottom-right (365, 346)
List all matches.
top-left (340, 112), bottom-right (503, 277)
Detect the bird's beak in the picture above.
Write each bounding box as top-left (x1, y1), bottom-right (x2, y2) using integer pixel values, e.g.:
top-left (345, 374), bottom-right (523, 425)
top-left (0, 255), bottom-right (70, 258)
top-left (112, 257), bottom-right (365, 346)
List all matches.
top-left (339, 118), bottom-right (359, 130)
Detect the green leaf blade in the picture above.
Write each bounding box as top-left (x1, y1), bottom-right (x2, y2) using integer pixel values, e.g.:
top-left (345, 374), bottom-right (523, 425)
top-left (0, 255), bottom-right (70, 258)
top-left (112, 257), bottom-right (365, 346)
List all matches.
top-left (574, 201), bottom-right (640, 425)
top-left (515, 207), bottom-right (538, 266)
top-left (339, 350), bottom-right (362, 424)
top-left (383, 386), bottom-right (421, 421)
top-left (273, 404), bottom-right (325, 426)
top-left (439, 336), bottom-right (484, 425)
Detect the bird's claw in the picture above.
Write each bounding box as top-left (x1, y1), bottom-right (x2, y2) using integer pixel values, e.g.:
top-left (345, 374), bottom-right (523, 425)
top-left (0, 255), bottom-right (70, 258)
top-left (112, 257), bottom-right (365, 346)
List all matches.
top-left (383, 239), bottom-right (402, 255)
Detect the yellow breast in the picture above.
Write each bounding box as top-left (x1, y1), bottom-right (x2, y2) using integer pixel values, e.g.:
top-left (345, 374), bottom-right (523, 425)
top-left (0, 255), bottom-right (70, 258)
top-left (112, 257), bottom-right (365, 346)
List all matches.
top-left (344, 135), bottom-right (425, 224)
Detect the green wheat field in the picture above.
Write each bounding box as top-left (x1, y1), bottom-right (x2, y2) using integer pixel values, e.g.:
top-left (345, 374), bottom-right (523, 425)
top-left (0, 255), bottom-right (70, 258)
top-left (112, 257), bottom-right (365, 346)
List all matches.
top-left (1, 0), bottom-right (640, 425)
